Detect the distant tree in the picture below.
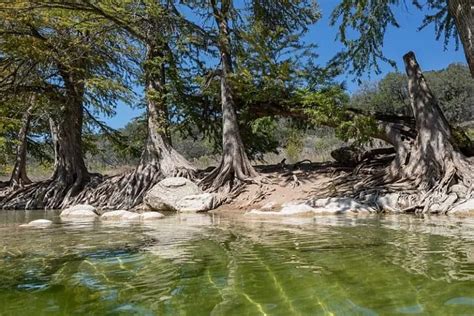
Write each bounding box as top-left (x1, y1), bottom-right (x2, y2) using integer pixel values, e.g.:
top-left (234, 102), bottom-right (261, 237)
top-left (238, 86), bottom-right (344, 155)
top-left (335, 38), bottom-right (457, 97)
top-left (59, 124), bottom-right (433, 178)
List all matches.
top-left (350, 64), bottom-right (474, 123)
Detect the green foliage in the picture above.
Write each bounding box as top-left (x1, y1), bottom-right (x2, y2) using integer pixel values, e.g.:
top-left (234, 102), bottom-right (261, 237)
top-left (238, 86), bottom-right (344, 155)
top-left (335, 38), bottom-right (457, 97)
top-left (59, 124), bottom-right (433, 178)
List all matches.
top-left (0, 1), bottom-right (140, 168)
top-left (284, 128), bottom-right (305, 163)
top-left (350, 72), bottom-right (410, 115)
top-left (424, 64), bottom-right (474, 122)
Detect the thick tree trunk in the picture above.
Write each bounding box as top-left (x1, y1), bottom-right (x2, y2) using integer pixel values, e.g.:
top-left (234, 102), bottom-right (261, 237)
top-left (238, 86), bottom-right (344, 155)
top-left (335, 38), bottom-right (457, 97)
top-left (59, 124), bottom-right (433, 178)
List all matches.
top-left (9, 105), bottom-right (33, 188)
top-left (201, 5), bottom-right (258, 192)
top-left (449, 0), bottom-right (474, 77)
top-left (49, 94), bottom-right (90, 204)
top-left (142, 44), bottom-right (195, 178)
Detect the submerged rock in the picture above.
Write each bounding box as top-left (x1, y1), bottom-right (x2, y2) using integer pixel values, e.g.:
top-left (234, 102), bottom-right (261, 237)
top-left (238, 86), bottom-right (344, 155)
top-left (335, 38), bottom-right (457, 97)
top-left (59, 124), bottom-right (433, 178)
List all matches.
top-left (101, 210), bottom-right (140, 221)
top-left (19, 219), bottom-right (52, 228)
top-left (99, 210), bottom-right (164, 222)
top-left (248, 197), bottom-right (375, 217)
top-left (60, 204), bottom-right (98, 220)
top-left (141, 212), bottom-right (165, 220)
top-left (376, 193), bottom-right (402, 212)
top-left (144, 177), bottom-right (214, 212)
top-left (309, 197), bottom-right (375, 214)
top-left (176, 193), bottom-right (215, 212)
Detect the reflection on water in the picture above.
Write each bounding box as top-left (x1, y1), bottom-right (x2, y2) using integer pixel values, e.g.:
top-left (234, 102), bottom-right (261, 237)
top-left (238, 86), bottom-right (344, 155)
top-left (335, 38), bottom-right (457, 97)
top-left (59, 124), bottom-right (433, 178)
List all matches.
top-left (0, 211), bottom-right (474, 315)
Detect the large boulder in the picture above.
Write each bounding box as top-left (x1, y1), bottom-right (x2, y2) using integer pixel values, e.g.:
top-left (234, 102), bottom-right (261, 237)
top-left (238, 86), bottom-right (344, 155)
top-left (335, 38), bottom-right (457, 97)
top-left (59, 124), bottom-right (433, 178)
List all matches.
top-left (60, 204), bottom-right (98, 220)
top-left (144, 177), bottom-right (202, 212)
top-left (176, 193), bottom-right (216, 212)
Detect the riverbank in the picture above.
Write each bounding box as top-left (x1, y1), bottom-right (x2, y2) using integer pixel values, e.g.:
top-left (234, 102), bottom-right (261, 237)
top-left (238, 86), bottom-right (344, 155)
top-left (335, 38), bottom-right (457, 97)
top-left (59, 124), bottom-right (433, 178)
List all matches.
top-left (2, 156), bottom-right (474, 216)
top-left (212, 159), bottom-right (474, 217)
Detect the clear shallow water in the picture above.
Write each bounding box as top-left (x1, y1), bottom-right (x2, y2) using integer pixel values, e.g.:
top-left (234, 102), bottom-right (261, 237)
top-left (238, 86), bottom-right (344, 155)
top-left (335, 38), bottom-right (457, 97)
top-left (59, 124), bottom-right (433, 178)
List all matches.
top-left (1, 211), bottom-right (474, 315)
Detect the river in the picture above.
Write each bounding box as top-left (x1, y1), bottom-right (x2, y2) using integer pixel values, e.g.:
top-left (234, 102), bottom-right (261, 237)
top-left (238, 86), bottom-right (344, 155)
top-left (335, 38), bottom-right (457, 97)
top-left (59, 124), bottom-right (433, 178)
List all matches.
top-left (1, 211), bottom-right (474, 315)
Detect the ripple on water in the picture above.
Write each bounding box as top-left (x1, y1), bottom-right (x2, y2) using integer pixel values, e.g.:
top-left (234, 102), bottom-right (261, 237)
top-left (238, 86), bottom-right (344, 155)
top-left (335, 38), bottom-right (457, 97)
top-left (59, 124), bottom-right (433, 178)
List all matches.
top-left (0, 211), bottom-right (473, 315)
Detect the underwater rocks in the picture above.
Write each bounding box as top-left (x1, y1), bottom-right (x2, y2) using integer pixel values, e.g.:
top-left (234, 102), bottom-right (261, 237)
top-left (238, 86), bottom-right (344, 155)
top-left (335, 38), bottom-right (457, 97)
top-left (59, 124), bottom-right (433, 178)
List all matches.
top-left (247, 197), bottom-right (375, 217)
top-left (19, 219), bottom-right (53, 228)
top-left (100, 210), bottom-right (165, 221)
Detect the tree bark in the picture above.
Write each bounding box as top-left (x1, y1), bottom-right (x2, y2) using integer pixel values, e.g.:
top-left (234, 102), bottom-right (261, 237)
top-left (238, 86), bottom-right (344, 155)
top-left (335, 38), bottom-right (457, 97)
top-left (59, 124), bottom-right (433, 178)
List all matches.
top-left (49, 116), bottom-right (59, 173)
top-left (201, 0), bottom-right (258, 191)
top-left (9, 104), bottom-right (34, 188)
top-left (449, 0), bottom-right (474, 77)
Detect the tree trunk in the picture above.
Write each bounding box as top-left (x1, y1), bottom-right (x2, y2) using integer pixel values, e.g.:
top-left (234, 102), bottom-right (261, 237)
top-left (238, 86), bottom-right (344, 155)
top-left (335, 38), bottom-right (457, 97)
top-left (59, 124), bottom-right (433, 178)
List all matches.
top-left (49, 93), bottom-right (90, 205)
top-left (49, 116), bottom-right (59, 173)
top-left (201, 3), bottom-right (258, 191)
top-left (449, 0), bottom-right (474, 77)
top-left (9, 104), bottom-right (33, 188)
top-left (142, 43), bottom-right (196, 178)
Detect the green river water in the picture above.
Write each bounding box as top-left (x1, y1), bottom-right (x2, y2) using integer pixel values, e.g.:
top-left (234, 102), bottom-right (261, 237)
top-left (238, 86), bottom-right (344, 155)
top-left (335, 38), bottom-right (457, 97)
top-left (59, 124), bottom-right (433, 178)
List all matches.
top-left (0, 211), bottom-right (474, 315)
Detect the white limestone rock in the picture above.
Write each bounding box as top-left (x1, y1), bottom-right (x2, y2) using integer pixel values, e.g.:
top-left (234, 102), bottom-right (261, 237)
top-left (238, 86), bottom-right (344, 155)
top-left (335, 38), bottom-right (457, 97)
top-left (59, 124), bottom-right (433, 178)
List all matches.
top-left (309, 197), bottom-right (375, 214)
top-left (176, 193), bottom-right (215, 212)
top-left (141, 212), bottom-right (165, 220)
top-left (247, 202), bottom-right (315, 216)
top-left (19, 219), bottom-right (53, 228)
top-left (376, 193), bottom-right (402, 212)
top-left (60, 204), bottom-right (98, 220)
top-left (450, 199), bottom-right (474, 216)
top-left (144, 177), bottom-right (202, 211)
top-left (101, 210), bottom-right (140, 221)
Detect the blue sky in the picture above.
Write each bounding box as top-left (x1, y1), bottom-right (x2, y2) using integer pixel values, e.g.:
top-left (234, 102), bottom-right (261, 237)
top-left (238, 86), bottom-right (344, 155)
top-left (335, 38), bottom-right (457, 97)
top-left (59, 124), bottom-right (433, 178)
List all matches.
top-left (104, 1), bottom-right (466, 129)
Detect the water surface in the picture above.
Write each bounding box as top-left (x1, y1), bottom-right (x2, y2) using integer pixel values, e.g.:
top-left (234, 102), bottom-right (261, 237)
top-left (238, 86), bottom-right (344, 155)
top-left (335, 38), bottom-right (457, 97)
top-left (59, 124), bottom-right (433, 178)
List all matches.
top-left (1, 211), bottom-right (474, 315)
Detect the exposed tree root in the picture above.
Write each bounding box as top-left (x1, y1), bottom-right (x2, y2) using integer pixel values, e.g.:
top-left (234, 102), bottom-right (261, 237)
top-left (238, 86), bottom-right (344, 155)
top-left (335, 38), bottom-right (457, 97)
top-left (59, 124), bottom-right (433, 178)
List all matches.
top-left (65, 164), bottom-right (163, 210)
top-left (0, 173), bottom-right (91, 210)
top-left (200, 149), bottom-right (260, 192)
top-left (65, 148), bottom-right (196, 210)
